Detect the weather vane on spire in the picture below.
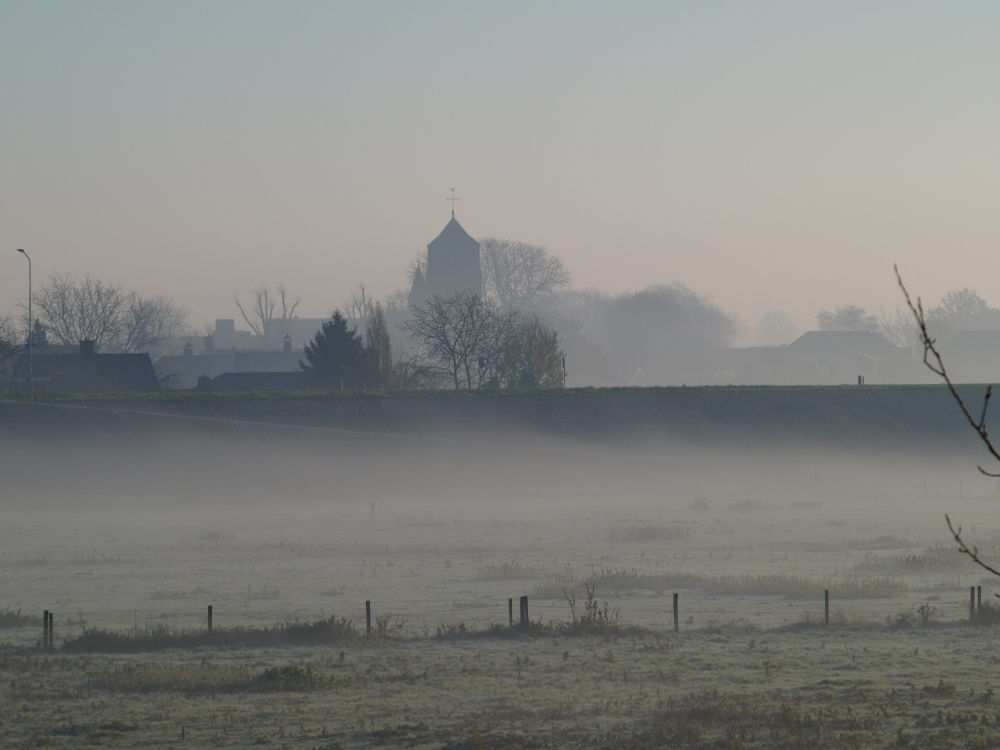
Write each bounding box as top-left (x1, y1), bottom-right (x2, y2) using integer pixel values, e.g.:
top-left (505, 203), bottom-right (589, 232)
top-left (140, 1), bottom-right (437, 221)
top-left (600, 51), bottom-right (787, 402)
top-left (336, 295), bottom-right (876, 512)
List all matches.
top-left (447, 187), bottom-right (460, 218)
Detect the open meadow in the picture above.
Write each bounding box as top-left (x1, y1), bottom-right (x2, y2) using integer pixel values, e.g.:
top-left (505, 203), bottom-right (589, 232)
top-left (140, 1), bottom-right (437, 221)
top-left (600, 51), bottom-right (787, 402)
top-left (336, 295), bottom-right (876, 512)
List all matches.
top-left (4, 427), bottom-right (1000, 748)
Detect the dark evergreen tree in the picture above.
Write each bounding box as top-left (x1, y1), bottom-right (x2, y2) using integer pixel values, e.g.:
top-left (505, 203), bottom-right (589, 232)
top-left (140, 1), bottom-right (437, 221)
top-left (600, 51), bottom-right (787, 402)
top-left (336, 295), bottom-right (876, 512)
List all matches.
top-left (300, 311), bottom-right (364, 388)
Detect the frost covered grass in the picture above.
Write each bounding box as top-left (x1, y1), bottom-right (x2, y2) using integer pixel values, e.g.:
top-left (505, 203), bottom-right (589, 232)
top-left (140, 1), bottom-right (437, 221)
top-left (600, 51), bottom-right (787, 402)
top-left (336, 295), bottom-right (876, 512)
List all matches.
top-left (5, 625), bottom-right (1000, 748)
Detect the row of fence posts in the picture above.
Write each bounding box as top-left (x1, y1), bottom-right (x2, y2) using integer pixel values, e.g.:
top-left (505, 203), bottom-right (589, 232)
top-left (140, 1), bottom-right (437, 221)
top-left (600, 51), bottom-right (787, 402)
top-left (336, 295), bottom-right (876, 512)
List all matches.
top-left (44, 587), bottom-right (981, 647)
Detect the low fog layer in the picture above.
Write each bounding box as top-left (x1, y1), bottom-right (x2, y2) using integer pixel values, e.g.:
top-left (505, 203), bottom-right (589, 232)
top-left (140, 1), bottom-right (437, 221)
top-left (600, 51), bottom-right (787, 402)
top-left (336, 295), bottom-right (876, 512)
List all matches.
top-left (1, 412), bottom-right (987, 515)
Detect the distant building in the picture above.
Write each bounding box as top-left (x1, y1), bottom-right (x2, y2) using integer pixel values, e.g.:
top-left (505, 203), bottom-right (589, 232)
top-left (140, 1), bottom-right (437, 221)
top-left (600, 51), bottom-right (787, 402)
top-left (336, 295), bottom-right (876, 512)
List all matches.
top-left (409, 214), bottom-right (483, 307)
top-left (210, 317), bottom-right (326, 351)
top-left (716, 330), bottom-right (915, 385)
top-left (154, 333), bottom-right (306, 389)
top-left (10, 340), bottom-right (159, 393)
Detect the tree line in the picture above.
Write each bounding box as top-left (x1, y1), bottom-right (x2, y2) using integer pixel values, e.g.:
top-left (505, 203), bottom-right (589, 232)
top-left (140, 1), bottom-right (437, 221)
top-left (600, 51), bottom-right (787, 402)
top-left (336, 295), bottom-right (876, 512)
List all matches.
top-left (5, 239), bottom-right (999, 389)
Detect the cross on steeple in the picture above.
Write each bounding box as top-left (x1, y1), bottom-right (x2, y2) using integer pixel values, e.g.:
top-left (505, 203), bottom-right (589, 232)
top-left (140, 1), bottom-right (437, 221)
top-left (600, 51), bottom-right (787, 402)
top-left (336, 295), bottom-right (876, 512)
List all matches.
top-left (446, 187), bottom-right (460, 217)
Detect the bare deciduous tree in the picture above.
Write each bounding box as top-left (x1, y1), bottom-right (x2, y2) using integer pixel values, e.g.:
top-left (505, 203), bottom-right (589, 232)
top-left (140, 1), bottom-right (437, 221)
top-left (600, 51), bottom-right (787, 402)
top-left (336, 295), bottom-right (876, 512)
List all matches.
top-left (501, 315), bottom-right (565, 388)
top-left (479, 238), bottom-right (570, 309)
top-left (234, 285), bottom-right (300, 341)
top-left (36, 273), bottom-right (128, 349)
top-left (404, 292), bottom-right (518, 389)
top-left (345, 285), bottom-right (373, 323)
top-left (34, 274), bottom-right (188, 353)
top-left (121, 294), bottom-right (189, 354)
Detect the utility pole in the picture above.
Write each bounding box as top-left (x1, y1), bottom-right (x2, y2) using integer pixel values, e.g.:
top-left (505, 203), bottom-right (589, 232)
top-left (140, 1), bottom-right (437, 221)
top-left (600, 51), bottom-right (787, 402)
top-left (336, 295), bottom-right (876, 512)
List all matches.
top-left (16, 249), bottom-right (32, 401)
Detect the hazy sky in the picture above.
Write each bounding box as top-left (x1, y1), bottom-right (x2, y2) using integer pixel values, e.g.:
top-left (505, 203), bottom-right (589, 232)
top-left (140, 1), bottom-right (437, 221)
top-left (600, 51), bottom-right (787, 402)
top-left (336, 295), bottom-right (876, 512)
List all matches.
top-left (3, 1), bottom-right (1000, 338)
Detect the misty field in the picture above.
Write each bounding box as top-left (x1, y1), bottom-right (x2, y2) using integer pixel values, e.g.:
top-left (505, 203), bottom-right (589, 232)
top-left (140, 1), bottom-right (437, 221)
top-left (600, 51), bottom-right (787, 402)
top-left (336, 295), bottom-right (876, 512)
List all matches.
top-left (4, 436), bottom-right (1000, 748)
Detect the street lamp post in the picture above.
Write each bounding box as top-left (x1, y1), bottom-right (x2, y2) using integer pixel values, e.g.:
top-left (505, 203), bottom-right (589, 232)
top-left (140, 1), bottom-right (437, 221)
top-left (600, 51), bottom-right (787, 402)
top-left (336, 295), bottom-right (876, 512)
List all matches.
top-left (16, 249), bottom-right (32, 401)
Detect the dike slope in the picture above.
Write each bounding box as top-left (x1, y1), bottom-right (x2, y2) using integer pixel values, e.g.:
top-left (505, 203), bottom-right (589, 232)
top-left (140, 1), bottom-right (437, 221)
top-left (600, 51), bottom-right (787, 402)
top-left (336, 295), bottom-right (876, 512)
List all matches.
top-left (0, 385), bottom-right (987, 452)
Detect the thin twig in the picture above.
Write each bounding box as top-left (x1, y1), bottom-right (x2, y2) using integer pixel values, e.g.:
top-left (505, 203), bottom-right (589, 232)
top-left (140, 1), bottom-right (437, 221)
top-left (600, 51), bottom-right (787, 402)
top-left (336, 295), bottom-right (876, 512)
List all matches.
top-left (946, 514), bottom-right (1000, 578)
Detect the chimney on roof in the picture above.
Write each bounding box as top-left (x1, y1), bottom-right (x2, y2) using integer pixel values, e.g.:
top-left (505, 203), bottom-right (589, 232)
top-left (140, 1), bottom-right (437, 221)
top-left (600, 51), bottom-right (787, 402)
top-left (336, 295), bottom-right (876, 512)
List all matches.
top-left (283, 334), bottom-right (292, 354)
top-left (80, 340), bottom-right (95, 356)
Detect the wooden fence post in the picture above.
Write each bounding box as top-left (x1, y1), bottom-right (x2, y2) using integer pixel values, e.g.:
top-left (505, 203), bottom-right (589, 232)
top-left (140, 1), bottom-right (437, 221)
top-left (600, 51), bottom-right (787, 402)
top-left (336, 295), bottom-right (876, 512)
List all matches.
top-left (43, 609), bottom-right (49, 649)
top-left (824, 589), bottom-right (830, 626)
top-left (672, 593), bottom-right (679, 633)
top-left (366, 600), bottom-right (372, 638)
top-left (47, 611), bottom-right (53, 650)
top-left (207, 605), bottom-right (213, 634)
top-left (977, 585), bottom-right (982, 612)
top-left (508, 598), bottom-right (513, 627)
top-left (519, 596), bottom-right (529, 629)
top-left (970, 586), bottom-right (976, 621)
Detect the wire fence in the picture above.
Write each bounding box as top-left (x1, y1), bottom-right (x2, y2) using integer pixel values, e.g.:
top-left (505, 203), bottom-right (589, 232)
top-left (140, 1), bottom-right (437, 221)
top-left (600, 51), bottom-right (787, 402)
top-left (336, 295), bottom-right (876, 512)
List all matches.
top-left (18, 582), bottom-right (998, 651)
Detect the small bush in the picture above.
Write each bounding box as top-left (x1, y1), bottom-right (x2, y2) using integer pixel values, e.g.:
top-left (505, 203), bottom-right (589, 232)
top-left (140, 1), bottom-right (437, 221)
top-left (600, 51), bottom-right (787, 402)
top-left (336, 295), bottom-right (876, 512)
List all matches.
top-left (563, 584), bottom-right (620, 634)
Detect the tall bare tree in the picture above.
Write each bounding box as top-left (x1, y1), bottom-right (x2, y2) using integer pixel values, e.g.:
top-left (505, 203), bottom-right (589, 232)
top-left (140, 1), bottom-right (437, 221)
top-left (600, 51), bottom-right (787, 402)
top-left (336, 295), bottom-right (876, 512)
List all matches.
top-left (33, 274), bottom-right (187, 353)
top-left (234, 285), bottom-right (300, 341)
top-left (35, 273), bottom-right (128, 349)
top-left (502, 315), bottom-right (565, 388)
top-left (121, 294), bottom-right (189, 353)
top-left (404, 292), bottom-right (518, 389)
top-left (479, 238), bottom-right (570, 309)
top-left (345, 285), bottom-right (373, 322)
top-left (364, 301), bottom-right (394, 389)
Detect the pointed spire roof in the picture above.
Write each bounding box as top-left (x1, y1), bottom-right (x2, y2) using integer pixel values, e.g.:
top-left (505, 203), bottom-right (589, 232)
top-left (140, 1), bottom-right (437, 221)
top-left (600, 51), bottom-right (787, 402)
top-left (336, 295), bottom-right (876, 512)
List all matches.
top-left (428, 216), bottom-right (478, 250)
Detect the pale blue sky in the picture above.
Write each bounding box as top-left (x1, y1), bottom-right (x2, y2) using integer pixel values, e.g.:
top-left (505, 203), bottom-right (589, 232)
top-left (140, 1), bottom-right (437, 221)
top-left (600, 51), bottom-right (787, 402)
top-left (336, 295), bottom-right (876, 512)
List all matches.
top-left (3, 1), bottom-right (1000, 335)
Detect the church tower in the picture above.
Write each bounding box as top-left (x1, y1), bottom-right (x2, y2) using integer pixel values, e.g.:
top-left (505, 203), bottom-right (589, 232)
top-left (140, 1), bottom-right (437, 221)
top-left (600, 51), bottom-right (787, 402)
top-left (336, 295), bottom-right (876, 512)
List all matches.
top-left (409, 190), bottom-right (483, 307)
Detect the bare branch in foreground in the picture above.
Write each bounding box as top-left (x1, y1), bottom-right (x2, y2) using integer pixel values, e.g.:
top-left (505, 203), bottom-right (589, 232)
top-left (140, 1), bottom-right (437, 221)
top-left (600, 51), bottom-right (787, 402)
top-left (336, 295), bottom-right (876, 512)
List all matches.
top-left (946, 514), bottom-right (1000, 578)
top-left (895, 265), bottom-right (1000, 477)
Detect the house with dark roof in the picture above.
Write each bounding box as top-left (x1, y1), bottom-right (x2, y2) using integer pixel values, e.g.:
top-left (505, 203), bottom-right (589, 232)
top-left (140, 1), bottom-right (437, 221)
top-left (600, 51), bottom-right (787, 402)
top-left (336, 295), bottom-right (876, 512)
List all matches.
top-left (154, 335), bottom-right (307, 389)
top-left (9, 340), bottom-right (159, 393)
top-left (715, 330), bottom-right (919, 385)
top-left (784, 330), bottom-right (905, 384)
